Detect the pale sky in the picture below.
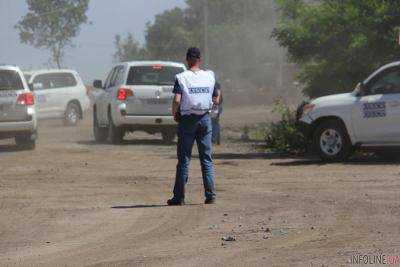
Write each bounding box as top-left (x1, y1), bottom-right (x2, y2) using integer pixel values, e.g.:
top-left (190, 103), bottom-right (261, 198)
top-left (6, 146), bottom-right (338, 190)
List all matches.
top-left (0, 0), bottom-right (186, 82)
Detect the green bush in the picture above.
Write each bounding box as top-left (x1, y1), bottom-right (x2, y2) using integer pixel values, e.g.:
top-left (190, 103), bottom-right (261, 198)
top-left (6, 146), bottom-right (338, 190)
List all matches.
top-left (265, 99), bottom-right (306, 154)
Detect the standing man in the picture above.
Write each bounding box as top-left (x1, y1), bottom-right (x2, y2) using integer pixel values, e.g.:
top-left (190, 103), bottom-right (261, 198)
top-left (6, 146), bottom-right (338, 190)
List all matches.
top-left (167, 47), bottom-right (220, 206)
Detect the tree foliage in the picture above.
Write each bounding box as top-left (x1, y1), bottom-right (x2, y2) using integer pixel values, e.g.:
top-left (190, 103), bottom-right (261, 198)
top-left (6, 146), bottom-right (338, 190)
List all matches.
top-left (116, 0), bottom-right (281, 93)
top-left (113, 33), bottom-right (147, 62)
top-left (265, 98), bottom-right (306, 154)
top-left (16, 0), bottom-right (90, 68)
top-left (145, 8), bottom-right (196, 61)
top-left (272, 0), bottom-right (400, 97)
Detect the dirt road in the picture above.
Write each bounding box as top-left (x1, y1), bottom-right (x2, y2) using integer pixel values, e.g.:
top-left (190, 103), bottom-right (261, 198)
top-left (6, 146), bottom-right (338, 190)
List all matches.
top-left (0, 109), bottom-right (399, 266)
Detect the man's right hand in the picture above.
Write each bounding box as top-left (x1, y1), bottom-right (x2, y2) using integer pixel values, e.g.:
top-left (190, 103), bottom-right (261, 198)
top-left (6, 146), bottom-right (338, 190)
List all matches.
top-left (174, 111), bottom-right (181, 122)
top-left (172, 94), bottom-right (182, 122)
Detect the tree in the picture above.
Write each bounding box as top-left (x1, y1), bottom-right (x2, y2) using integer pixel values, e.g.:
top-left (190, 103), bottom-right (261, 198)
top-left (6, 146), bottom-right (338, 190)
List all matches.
top-left (272, 0), bottom-right (400, 97)
top-left (16, 0), bottom-right (90, 68)
top-left (144, 1), bottom-right (279, 91)
top-left (145, 7), bottom-right (196, 62)
top-left (113, 33), bottom-right (147, 62)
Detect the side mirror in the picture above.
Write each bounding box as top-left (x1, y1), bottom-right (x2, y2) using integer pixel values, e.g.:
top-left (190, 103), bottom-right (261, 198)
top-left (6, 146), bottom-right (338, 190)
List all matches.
top-left (93, 80), bottom-right (103, 89)
top-left (355, 82), bottom-right (365, 96)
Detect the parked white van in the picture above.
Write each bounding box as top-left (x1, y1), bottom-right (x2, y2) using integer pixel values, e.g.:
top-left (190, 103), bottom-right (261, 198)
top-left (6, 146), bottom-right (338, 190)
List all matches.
top-left (24, 69), bottom-right (90, 126)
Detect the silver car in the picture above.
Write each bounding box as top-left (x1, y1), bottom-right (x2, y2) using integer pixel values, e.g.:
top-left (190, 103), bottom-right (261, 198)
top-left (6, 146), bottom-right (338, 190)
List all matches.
top-left (92, 61), bottom-right (186, 144)
top-left (0, 66), bottom-right (37, 149)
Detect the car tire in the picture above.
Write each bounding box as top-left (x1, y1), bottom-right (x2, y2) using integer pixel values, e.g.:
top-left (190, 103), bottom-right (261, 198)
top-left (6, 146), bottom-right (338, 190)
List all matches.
top-left (64, 102), bottom-right (80, 126)
top-left (313, 120), bottom-right (352, 162)
top-left (108, 111), bottom-right (124, 144)
top-left (15, 133), bottom-right (35, 150)
top-left (93, 110), bottom-right (108, 143)
top-left (161, 131), bottom-right (175, 143)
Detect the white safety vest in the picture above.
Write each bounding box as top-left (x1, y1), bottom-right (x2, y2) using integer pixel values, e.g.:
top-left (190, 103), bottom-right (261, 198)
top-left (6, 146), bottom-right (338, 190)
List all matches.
top-left (175, 70), bottom-right (216, 116)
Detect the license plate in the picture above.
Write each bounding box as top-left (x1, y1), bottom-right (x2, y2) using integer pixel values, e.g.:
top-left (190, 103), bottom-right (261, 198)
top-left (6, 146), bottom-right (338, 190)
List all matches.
top-left (146, 99), bottom-right (169, 105)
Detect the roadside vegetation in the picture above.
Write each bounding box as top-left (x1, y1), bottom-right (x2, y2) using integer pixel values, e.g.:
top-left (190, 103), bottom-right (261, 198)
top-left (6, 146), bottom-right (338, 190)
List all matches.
top-left (265, 99), bottom-right (306, 154)
top-left (268, 0), bottom-right (400, 153)
top-left (272, 0), bottom-right (400, 97)
top-left (242, 99), bottom-right (306, 154)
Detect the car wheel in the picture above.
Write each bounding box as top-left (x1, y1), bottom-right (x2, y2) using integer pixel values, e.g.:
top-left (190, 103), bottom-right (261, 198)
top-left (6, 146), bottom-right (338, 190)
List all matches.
top-left (93, 110), bottom-right (108, 142)
top-left (313, 120), bottom-right (352, 161)
top-left (64, 102), bottom-right (80, 126)
top-left (161, 131), bottom-right (175, 143)
top-left (15, 133), bottom-right (36, 150)
top-left (108, 111), bottom-right (124, 144)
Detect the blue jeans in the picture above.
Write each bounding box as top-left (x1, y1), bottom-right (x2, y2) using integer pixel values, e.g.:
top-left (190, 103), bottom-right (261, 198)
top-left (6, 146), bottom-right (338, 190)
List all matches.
top-left (173, 113), bottom-right (216, 201)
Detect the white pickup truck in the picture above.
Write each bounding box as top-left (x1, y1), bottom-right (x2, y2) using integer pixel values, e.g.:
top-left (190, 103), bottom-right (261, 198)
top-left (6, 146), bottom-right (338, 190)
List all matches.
top-left (297, 61), bottom-right (400, 161)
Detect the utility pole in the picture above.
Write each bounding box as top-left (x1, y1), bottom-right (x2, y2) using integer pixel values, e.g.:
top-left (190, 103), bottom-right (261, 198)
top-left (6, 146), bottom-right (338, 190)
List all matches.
top-left (5, 0), bottom-right (11, 64)
top-left (271, 3), bottom-right (284, 89)
top-left (203, 0), bottom-right (209, 67)
top-left (277, 47), bottom-right (284, 89)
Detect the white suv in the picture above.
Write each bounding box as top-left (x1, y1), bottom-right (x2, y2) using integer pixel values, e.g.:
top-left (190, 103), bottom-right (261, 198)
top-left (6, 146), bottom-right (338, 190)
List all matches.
top-left (24, 69), bottom-right (90, 126)
top-left (298, 61), bottom-right (400, 161)
top-left (0, 65), bottom-right (37, 149)
top-left (92, 61), bottom-right (186, 144)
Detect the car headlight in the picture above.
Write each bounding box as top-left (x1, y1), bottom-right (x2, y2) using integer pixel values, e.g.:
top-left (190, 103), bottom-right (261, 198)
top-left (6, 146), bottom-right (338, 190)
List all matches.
top-left (302, 103), bottom-right (315, 117)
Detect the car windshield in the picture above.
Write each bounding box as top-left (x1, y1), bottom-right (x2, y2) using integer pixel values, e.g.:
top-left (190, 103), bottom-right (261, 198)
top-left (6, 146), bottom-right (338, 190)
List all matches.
top-left (126, 66), bottom-right (184, 86)
top-left (0, 70), bottom-right (24, 90)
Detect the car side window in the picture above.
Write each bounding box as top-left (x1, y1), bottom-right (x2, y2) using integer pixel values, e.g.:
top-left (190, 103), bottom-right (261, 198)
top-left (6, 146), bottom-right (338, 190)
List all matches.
top-left (33, 74), bottom-right (52, 90)
top-left (108, 66), bottom-right (124, 88)
top-left (49, 73), bottom-right (77, 88)
top-left (114, 66), bottom-right (126, 86)
top-left (106, 67), bottom-right (121, 89)
top-left (33, 73), bottom-right (77, 90)
top-left (366, 68), bottom-right (400, 95)
top-left (104, 68), bottom-right (116, 89)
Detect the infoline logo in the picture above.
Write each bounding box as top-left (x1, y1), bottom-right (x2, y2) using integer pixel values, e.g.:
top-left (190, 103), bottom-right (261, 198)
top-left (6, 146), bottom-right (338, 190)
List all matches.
top-left (350, 254), bottom-right (400, 265)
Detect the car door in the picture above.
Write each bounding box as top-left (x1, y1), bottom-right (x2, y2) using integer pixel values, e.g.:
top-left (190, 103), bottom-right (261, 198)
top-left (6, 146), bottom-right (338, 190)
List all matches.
top-left (352, 66), bottom-right (400, 143)
top-left (49, 72), bottom-right (79, 115)
top-left (97, 67), bottom-right (120, 124)
top-left (32, 73), bottom-right (54, 118)
top-left (106, 66), bottom-right (126, 119)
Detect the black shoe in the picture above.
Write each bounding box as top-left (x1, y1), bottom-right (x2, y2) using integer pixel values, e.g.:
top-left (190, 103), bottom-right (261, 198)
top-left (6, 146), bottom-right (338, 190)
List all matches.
top-left (167, 198), bottom-right (185, 206)
top-left (205, 198), bottom-right (216, 204)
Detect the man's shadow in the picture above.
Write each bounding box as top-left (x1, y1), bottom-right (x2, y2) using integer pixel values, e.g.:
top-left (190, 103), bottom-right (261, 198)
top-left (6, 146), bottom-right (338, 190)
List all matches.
top-left (78, 139), bottom-right (175, 147)
top-left (111, 203), bottom-right (200, 209)
top-left (0, 144), bottom-right (31, 153)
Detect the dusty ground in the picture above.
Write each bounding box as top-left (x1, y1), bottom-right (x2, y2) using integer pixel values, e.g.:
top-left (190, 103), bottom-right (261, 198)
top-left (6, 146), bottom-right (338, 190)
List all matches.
top-left (0, 106), bottom-right (400, 267)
